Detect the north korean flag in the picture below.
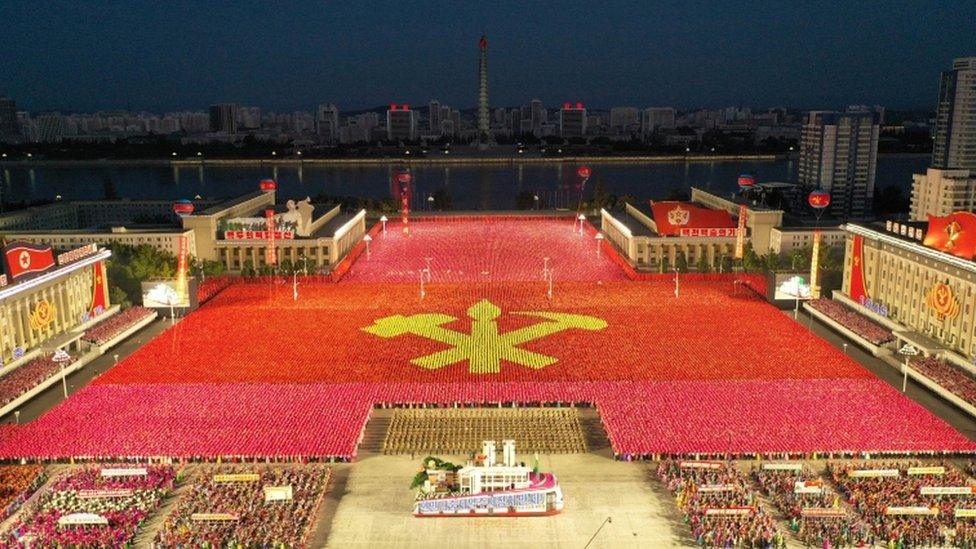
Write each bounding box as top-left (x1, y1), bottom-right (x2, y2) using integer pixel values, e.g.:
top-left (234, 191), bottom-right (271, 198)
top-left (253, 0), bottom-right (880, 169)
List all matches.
top-left (3, 241), bottom-right (56, 282)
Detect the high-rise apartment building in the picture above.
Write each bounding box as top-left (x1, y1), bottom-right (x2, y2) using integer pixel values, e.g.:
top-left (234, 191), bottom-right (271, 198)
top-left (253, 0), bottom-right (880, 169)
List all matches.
top-left (797, 108), bottom-right (881, 219)
top-left (641, 107), bottom-right (676, 138)
top-left (910, 168), bottom-right (976, 220)
top-left (609, 107), bottom-right (639, 132)
top-left (387, 104), bottom-right (418, 142)
top-left (35, 112), bottom-right (66, 143)
top-left (932, 57), bottom-right (976, 170)
top-left (559, 102), bottom-right (587, 139)
top-left (208, 103), bottom-right (238, 133)
top-left (428, 101), bottom-right (441, 134)
top-left (0, 97), bottom-right (20, 143)
top-left (316, 104), bottom-right (339, 144)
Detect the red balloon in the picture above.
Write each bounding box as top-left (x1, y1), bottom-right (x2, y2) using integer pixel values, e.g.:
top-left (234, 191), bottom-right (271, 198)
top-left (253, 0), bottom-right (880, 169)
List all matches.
top-left (737, 174), bottom-right (755, 189)
top-left (808, 189), bottom-right (831, 209)
top-left (396, 172), bottom-right (413, 184)
top-left (259, 179), bottom-right (277, 191)
top-left (577, 166), bottom-right (592, 179)
top-left (172, 199), bottom-right (194, 216)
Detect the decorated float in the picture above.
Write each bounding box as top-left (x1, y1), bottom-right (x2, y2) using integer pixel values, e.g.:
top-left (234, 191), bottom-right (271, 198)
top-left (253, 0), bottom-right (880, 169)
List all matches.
top-left (412, 440), bottom-right (563, 517)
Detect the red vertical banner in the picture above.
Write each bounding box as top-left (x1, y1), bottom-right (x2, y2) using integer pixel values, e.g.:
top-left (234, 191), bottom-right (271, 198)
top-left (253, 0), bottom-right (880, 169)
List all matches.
top-left (848, 234), bottom-right (868, 303)
top-left (734, 205), bottom-right (747, 260)
top-left (176, 235), bottom-right (189, 303)
top-left (89, 261), bottom-right (108, 316)
top-left (810, 231), bottom-right (822, 299)
top-left (265, 209), bottom-right (277, 266)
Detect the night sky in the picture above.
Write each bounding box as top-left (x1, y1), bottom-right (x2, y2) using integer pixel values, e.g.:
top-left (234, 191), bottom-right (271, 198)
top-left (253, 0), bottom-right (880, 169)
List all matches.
top-left (2, 0), bottom-right (973, 113)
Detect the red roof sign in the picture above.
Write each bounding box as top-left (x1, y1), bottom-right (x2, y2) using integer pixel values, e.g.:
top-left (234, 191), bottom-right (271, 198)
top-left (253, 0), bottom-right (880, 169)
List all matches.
top-left (649, 201), bottom-right (736, 237)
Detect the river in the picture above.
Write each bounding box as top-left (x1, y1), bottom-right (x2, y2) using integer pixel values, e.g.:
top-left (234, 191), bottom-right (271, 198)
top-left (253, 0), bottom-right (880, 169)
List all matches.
top-left (0, 156), bottom-right (928, 211)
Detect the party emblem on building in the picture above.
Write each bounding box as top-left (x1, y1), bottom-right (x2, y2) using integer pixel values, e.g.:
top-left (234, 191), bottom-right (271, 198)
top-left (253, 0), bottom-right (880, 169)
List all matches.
top-left (363, 299), bottom-right (607, 374)
top-left (667, 205), bottom-right (690, 226)
top-left (926, 282), bottom-right (960, 321)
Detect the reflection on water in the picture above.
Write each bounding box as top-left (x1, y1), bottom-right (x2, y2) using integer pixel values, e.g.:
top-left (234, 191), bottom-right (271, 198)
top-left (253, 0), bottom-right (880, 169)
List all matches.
top-left (0, 157), bottom-right (928, 211)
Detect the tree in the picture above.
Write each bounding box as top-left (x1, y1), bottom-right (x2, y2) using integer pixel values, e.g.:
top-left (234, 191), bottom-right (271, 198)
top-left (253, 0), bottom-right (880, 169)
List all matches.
top-left (763, 253), bottom-right (781, 272)
top-left (787, 248), bottom-right (808, 271)
top-left (675, 252), bottom-right (688, 273)
top-left (742, 243), bottom-right (762, 272)
top-left (696, 255), bottom-right (711, 273)
top-left (242, 260), bottom-right (254, 277)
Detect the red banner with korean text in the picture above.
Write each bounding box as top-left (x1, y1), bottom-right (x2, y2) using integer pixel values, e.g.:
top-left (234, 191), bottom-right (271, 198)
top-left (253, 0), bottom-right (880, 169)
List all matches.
top-left (89, 261), bottom-right (108, 316)
top-left (848, 235), bottom-right (868, 304)
top-left (176, 235), bottom-right (189, 304)
top-left (265, 210), bottom-right (277, 266)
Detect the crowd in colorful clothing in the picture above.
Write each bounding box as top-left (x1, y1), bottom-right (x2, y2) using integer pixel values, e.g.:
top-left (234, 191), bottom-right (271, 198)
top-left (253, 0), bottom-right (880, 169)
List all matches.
top-left (81, 307), bottom-right (155, 346)
top-left (751, 464), bottom-right (873, 547)
top-left (807, 299), bottom-right (894, 346)
top-left (658, 460), bottom-right (784, 548)
top-left (4, 464), bottom-right (175, 548)
top-left (828, 460), bottom-right (976, 548)
top-left (911, 357), bottom-right (976, 407)
top-left (153, 465), bottom-right (330, 548)
top-left (0, 465), bottom-right (46, 521)
top-left (0, 354), bottom-right (77, 408)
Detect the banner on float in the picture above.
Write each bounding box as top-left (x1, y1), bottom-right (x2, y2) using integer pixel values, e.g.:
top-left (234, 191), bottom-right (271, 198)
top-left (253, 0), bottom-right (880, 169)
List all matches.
top-left (908, 467), bottom-right (946, 476)
top-left (224, 230), bottom-right (295, 241)
top-left (794, 481), bottom-right (823, 494)
top-left (679, 461), bottom-right (724, 470)
top-left (191, 513), bottom-right (240, 521)
top-left (848, 469), bottom-right (899, 478)
top-left (77, 489), bottom-right (134, 499)
top-left (761, 463), bottom-right (803, 471)
top-left (264, 485), bottom-right (294, 502)
top-left (956, 509), bottom-right (976, 518)
top-left (801, 508), bottom-right (846, 518)
top-left (705, 507), bottom-right (754, 516)
top-left (101, 467), bottom-right (147, 477)
top-left (885, 506), bottom-right (939, 516)
top-left (698, 484), bottom-right (736, 493)
top-left (58, 513), bottom-right (109, 526)
top-left (920, 486), bottom-right (976, 495)
top-left (213, 473), bottom-right (260, 483)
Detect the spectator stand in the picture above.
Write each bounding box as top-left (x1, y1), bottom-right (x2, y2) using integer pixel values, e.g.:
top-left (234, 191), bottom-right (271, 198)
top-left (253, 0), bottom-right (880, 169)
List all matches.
top-left (804, 298), bottom-right (894, 357)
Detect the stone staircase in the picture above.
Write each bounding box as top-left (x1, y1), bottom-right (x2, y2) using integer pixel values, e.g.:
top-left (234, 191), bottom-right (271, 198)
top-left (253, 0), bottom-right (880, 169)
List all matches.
top-left (358, 409), bottom-right (393, 455)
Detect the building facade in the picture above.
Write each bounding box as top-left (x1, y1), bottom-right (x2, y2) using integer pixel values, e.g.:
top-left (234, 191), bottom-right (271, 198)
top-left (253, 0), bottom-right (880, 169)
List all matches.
top-left (641, 107), bottom-right (675, 137)
top-left (0, 97), bottom-right (19, 143)
top-left (841, 220), bottom-right (976, 360)
top-left (933, 57), bottom-right (976, 171)
top-left (0, 244), bottom-right (112, 365)
top-left (910, 168), bottom-right (976, 220)
top-left (559, 104), bottom-right (586, 139)
top-left (798, 109), bottom-right (880, 219)
top-left (476, 35), bottom-right (490, 145)
top-left (208, 104), bottom-right (238, 133)
top-left (387, 105), bottom-right (418, 142)
top-left (316, 104), bottom-right (339, 144)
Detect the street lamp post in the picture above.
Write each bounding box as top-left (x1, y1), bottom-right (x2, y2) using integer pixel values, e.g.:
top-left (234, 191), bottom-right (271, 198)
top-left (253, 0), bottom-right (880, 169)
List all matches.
top-left (53, 348), bottom-right (71, 399)
top-left (577, 213), bottom-right (586, 236)
top-left (380, 215), bottom-right (388, 234)
top-left (423, 257), bottom-right (433, 282)
top-left (543, 257), bottom-right (550, 280)
top-left (595, 232), bottom-right (604, 256)
top-left (420, 270), bottom-right (427, 300)
top-left (363, 234), bottom-right (373, 260)
top-left (673, 267), bottom-right (680, 298)
top-left (898, 344), bottom-right (919, 393)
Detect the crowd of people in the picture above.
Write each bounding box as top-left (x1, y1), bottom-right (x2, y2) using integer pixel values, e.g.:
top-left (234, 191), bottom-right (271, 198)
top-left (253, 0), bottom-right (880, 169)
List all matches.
top-left (0, 354), bottom-right (77, 408)
top-left (5, 464), bottom-right (175, 547)
top-left (0, 465), bottom-right (46, 521)
top-left (81, 306), bottom-right (155, 346)
top-left (658, 459), bottom-right (784, 548)
top-left (383, 408), bottom-right (586, 454)
top-left (341, 218), bottom-right (629, 283)
top-left (807, 299), bottom-right (895, 346)
top-left (152, 465), bottom-right (330, 548)
top-left (828, 460), bottom-right (976, 547)
top-left (750, 464), bottom-right (873, 547)
top-left (910, 357), bottom-right (976, 406)
top-left (196, 276), bottom-right (236, 304)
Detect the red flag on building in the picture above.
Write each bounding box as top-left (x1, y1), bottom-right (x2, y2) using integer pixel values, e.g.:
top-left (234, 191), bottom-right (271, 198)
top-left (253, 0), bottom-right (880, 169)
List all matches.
top-left (89, 261), bottom-right (108, 315)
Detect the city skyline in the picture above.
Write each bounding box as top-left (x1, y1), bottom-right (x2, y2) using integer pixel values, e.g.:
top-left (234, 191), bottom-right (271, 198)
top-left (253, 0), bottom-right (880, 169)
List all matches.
top-left (2, 1), bottom-right (975, 112)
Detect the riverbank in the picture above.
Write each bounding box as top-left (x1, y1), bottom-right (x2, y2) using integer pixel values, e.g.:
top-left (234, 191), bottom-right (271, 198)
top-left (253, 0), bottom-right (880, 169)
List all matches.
top-left (0, 154), bottom-right (786, 168)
